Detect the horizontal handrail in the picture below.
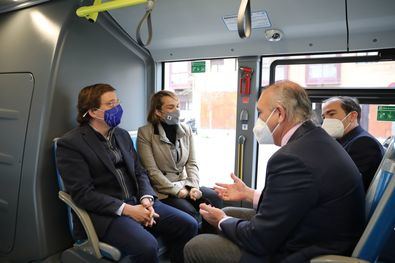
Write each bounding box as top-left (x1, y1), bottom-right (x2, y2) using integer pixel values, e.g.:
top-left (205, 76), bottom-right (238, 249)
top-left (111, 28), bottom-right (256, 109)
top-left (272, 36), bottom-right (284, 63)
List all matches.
top-left (76, 0), bottom-right (147, 22)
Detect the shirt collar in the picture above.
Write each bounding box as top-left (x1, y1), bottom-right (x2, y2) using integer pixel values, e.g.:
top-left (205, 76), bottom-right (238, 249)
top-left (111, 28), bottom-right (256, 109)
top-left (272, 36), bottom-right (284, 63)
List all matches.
top-left (89, 124), bottom-right (114, 141)
top-left (281, 122), bottom-right (303, 146)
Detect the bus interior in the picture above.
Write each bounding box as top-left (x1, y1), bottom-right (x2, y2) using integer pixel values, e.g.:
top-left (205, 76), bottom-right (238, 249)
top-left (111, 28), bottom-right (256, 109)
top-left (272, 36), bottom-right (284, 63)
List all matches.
top-left (0, 0), bottom-right (395, 262)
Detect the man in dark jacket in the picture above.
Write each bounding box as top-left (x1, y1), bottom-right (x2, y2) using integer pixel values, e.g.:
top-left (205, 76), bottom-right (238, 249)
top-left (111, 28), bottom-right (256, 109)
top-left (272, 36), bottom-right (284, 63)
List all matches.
top-left (322, 96), bottom-right (384, 191)
top-left (184, 80), bottom-right (365, 263)
top-left (57, 83), bottom-right (197, 263)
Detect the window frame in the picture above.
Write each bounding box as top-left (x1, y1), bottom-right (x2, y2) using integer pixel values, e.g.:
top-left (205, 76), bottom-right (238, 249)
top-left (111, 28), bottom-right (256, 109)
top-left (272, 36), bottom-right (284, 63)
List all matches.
top-left (268, 53), bottom-right (395, 104)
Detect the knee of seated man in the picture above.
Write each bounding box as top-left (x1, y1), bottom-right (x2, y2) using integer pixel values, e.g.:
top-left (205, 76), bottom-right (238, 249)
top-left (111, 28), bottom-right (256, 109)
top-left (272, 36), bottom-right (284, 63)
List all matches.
top-left (183, 236), bottom-right (199, 260)
top-left (178, 212), bottom-right (199, 239)
top-left (138, 237), bottom-right (159, 256)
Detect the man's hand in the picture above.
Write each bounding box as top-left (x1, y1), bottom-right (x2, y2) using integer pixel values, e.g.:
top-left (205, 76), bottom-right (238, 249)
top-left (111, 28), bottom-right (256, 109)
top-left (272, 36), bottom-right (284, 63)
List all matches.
top-left (189, 188), bottom-right (202, 201)
top-left (199, 203), bottom-right (226, 228)
top-left (122, 204), bottom-right (158, 227)
top-left (140, 197), bottom-right (159, 227)
top-left (177, 188), bottom-right (189, 199)
top-left (145, 205), bottom-right (159, 227)
top-left (214, 173), bottom-right (255, 202)
top-left (141, 197), bottom-right (153, 208)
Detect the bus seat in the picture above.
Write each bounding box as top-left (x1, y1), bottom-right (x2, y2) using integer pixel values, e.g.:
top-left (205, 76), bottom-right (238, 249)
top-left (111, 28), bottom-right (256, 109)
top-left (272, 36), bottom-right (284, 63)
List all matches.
top-left (365, 136), bottom-right (394, 220)
top-left (311, 156), bottom-right (395, 263)
top-left (129, 130), bottom-right (137, 148)
top-left (53, 138), bottom-right (122, 262)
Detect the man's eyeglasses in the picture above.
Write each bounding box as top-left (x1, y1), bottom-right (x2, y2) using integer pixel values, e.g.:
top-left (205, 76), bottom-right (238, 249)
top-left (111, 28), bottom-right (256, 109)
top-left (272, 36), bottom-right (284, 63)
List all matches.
top-left (101, 99), bottom-right (121, 108)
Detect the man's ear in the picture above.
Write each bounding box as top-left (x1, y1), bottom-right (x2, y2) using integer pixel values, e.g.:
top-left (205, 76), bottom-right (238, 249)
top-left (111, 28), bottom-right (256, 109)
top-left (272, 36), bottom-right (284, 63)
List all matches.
top-left (277, 105), bottom-right (286, 123)
top-left (350, 111), bottom-right (359, 122)
top-left (88, 109), bottom-right (96, 118)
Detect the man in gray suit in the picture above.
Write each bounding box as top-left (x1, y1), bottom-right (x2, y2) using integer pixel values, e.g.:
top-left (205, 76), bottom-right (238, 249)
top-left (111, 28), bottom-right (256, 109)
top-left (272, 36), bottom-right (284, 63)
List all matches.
top-left (184, 80), bottom-right (365, 263)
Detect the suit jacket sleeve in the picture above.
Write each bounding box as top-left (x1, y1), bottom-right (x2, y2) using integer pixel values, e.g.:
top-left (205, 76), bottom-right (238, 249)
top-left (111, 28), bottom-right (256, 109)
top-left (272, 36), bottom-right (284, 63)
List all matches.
top-left (220, 153), bottom-right (317, 256)
top-left (56, 137), bottom-right (123, 215)
top-left (347, 136), bottom-right (383, 189)
top-left (184, 125), bottom-right (200, 188)
top-left (137, 127), bottom-right (183, 196)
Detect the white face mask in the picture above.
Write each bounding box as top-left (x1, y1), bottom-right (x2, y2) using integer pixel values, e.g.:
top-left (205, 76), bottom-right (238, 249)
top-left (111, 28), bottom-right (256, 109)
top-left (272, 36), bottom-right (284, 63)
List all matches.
top-left (253, 109), bottom-right (279, 144)
top-left (321, 113), bottom-right (351, 138)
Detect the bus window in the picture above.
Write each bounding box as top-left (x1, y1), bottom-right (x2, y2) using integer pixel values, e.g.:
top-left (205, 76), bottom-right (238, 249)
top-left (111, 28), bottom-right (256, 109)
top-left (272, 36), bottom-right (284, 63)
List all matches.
top-left (164, 59), bottom-right (238, 187)
top-left (257, 52), bottom-right (395, 190)
top-left (361, 104), bottom-right (395, 143)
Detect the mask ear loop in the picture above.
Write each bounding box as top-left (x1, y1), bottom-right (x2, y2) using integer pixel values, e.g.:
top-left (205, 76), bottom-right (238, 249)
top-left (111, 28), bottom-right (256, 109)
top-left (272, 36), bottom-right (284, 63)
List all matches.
top-left (271, 110), bottom-right (282, 136)
top-left (265, 108), bottom-right (280, 135)
top-left (85, 108), bottom-right (105, 121)
top-left (264, 108), bottom-right (277, 123)
top-left (82, 108), bottom-right (101, 117)
top-left (341, 112), bottom-right (353, 131)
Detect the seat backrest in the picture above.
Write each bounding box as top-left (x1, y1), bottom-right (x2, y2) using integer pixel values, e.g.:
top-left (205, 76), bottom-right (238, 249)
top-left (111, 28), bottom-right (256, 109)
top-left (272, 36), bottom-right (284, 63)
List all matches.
top-left (53, 138), bottom-right (75, 239)
top-left (365, 136), bottom-right (394, 221)
top-left (129, 130), bottom-right (138, 148)
top-left (352, 164), bottom-right (395, 262)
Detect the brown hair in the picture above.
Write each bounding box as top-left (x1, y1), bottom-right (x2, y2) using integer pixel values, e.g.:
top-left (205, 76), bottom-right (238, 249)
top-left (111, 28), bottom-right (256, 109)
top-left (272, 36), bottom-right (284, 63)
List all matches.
top-left (147, 90), bottom-right (178, 124)
top-left (77, 83), bottom-right (116, 125)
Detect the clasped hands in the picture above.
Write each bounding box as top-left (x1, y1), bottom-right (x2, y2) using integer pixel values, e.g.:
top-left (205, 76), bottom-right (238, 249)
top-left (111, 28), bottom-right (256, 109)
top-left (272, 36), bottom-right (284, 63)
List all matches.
top-left (122, 197), bottom-right (159, 227)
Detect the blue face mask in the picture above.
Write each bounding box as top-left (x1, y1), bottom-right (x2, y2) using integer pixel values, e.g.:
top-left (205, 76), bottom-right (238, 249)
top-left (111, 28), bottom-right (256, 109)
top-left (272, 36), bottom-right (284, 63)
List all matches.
top-left (101, 104), bottom-right (123, 128)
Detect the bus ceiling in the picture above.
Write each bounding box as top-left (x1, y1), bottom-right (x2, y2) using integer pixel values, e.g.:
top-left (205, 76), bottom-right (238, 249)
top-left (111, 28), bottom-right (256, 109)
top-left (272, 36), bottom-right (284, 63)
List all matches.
top-left (1, 0), bottom-right (394, 61)
top-left (105, 0), bottom-right (395, 61)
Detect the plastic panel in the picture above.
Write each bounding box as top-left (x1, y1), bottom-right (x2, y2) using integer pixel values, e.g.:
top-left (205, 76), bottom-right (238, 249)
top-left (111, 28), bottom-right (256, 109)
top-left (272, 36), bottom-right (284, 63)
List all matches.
top-left (0, 73), bottom-right (34, 253)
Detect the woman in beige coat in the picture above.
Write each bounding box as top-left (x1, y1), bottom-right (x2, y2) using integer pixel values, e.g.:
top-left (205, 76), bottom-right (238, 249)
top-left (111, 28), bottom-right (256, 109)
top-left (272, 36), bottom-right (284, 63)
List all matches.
top-left (137, 90), bottom-right (222, 231)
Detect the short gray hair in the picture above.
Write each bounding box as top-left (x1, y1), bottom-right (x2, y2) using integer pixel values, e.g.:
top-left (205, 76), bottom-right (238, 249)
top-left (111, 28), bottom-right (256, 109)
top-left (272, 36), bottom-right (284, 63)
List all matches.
top-left (266, 80), bottom-right (312, 123)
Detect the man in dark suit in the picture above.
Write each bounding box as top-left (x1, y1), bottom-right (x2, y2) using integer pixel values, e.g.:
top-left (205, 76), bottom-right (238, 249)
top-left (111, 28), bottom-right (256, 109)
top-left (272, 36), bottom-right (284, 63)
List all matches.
top-left (56, 83), bottom-right (197, 263)
top-left (184, 80), bottom-right (365, 263)
top-left (322, 96), bottom-right (384, 191)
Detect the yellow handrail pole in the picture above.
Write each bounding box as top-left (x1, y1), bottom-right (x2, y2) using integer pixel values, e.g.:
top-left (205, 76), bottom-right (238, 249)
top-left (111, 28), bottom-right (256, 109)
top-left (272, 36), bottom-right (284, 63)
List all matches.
top-left (76, 0), bottom-right (147, 21)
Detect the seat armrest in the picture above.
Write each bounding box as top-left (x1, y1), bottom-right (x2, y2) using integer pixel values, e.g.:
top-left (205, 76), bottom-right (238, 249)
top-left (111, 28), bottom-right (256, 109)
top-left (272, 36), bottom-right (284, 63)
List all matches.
top-left (311, 255), bottom-right (370, 263)
top-left (58, 191), bottom-right (102, 259)
top-left (98, 242), bottom-right (122, 261)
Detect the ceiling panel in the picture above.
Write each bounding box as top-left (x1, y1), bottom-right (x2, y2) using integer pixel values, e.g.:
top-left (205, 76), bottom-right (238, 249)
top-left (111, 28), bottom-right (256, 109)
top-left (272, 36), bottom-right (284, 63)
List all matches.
top-left (108, 0), bottom-right (348, 61)
top-left (348, 0), bottom-right (395, 51)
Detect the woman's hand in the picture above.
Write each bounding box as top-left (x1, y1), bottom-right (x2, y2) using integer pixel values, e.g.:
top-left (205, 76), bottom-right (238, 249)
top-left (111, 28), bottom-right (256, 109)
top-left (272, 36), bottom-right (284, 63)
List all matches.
top-left (189, 187), bottom-right (202, 201)
top-left (177, 187), bottom-right (189, 199)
